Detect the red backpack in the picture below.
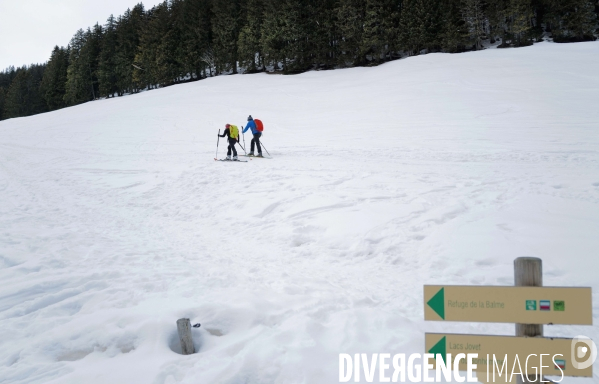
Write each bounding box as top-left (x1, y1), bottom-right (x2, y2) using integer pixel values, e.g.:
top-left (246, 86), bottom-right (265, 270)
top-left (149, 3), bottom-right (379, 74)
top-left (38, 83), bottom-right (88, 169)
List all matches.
top-left (254, 119), bottom-right (264, 132)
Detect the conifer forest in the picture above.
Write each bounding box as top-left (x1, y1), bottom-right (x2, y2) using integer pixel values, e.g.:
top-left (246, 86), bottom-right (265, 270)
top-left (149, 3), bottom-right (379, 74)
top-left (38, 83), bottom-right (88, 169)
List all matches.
top-left (1, 0), bottom-right (597, 121)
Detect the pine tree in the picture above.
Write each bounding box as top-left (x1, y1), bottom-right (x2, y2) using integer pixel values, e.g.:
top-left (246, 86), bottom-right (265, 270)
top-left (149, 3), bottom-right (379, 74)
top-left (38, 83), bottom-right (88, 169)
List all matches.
top-left (262, 0), bottom-right (319, 73)
top-left (399, 0), bottom-right (441, 54)
top-left (399, 0), bottom-right (417, 54)
top-left (462, 0), bottom-right (486, 50)
top-left (420, 0), bottom-right (443, 51)
top-left (440, 0), bottom-right (468, 52)
top-left (361, 0), bottom-right (398, 63)
top-left (98, 15), bottom-right (119, 97)
top-left (212, 0), bottom-right (242, 74)
top-left (547, 0), bottom-right (597, 41)
top-left (0, 87), bottom-right (5, 120)
top-left (115, 5), bottom-right (145, 93)
top-left (40, 46), bottom-right (69, 111)
top-left (488, 0), bottom-right (533, 47)
top-left (302, 0), bottom-right (339, 70)
top-left (261, 0), bottom-right (289, 71)
top-left (3, 65), bottom-right (47, 119)
top-left (238, 0), bottom-right (265, 72)
top-left (529, 0), bottom-right (547, 42)
top-left (281, 0), bottom-right (310, 72)
top-left (0, 66), bottom-right (17, 120)
top-left (164, 0), bottom-right (186, 82)
top-left (64, 29), bottom-right (95, 105)
top-left (489, 0), bottom-right (522, 47)
top-left (142, 1), bottom-right (184, 86)
top-left (336, 0), bottom-right (366, 66)
top-left (80, 25), bottom-right (103, 99)
top-left (508, 0), bottom-right (534, 46)
top-left (0, 67), bottom-right (16, 90)
top-left (3, 68), bottom-right (28, 118)
top-left (182, 0), bottom-right (212, 78)
top-left (28, 64), bottom-right (48, 115)
top-left (135, 6), bottom-right (161, 88)
top-left (486, 0), bottom-right (507, 44)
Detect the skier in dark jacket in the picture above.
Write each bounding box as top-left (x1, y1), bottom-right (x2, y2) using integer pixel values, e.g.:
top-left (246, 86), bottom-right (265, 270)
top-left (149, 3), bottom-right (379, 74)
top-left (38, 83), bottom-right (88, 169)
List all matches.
top-left (242, 115), bottom-right (262, 157)
top-left (218, 124), bottom-right (239, 160)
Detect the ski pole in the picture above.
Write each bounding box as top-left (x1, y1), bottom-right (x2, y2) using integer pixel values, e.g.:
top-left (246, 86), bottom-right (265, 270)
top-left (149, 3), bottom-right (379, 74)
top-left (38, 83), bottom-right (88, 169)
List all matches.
top-left (237, 140), bottom-right (247, 154)
top-left (260, 140), bottom-right (271, 157)
top-left (215, 129), bottom-right (220, 160)
top-left (242, 126), bottom-right (246, 151)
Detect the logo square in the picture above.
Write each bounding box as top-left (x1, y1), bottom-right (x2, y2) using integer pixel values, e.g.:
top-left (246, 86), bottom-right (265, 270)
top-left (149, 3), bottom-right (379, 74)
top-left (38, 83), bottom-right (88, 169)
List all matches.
top-left (540, 300), bottom-right (551, 311)
top-left (554, 300), bottom-right (565, 311)
top-left (526, 300), bottom-right (537, 311)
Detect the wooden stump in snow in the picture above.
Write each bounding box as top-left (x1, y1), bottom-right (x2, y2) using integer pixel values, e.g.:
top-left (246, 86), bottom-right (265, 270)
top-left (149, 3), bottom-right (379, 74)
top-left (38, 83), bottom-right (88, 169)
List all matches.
top-left (177, 318), bottom-right (195, 355)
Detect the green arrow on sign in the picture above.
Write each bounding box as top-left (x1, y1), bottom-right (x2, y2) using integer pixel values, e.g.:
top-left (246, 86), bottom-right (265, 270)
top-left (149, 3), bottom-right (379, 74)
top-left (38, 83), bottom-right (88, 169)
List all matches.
top-left (427, 287), bottom-right (445, 320)
top-left (428, 336), bottom-right (447, 363)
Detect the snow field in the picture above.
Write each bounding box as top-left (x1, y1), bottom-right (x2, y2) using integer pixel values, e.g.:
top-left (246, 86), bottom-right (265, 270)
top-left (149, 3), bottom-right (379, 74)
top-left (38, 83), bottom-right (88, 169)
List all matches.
top-left (1, 41), bottom-right (599, 383)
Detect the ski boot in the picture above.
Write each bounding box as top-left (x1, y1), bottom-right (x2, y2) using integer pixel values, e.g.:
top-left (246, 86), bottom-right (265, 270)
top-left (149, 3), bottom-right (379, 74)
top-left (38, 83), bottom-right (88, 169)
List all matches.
top-left (256, 153), bottom-right (263, 158)
top-left (232, 155), bottom-right (238, 161)
top-left (247, 151), bottom-right (254, 157)
top-left (225, 155), bottom-right (231, 160)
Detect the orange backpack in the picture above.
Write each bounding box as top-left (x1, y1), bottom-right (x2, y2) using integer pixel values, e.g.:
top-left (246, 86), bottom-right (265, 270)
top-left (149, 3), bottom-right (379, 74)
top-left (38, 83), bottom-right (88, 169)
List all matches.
top-left (254, 119), bottom-right (264, 132)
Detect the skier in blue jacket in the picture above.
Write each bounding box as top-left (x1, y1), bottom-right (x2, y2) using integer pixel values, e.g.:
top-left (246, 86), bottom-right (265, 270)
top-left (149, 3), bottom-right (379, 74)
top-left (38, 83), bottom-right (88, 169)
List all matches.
top-left (242, 115), bottom-right (262, 157)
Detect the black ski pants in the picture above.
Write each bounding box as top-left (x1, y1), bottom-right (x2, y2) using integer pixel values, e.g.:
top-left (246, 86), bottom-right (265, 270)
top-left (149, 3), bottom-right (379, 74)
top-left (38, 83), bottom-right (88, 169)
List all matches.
top-left (251, 132), bottom-right (262, 154)
top-left (227, 138), bottom-right (238, 156)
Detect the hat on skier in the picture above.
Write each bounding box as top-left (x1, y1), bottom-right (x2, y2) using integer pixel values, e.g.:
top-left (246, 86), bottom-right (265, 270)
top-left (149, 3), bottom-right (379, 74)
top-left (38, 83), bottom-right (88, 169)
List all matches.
top-left (247, 115), bottom-right (253, 121)
top-left (226, 124), bottom-right (230, 128)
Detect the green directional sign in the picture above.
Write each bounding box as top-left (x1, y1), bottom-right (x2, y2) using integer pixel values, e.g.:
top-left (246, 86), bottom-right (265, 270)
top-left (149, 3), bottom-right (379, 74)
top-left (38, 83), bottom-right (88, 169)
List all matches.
top-left (425, 333), bottom-right (592, 378)
top-left (424, 285), bottom-right (592, 324)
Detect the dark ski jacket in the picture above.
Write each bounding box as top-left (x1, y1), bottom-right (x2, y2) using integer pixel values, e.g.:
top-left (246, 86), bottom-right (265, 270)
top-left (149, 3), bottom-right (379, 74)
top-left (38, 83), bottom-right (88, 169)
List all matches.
top-left (219, 128), bottom-right (238, 141)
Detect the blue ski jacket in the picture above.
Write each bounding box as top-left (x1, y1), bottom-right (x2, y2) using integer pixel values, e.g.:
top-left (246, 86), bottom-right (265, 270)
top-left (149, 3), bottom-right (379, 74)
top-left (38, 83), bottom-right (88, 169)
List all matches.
top-left (242, 120), bottom-right (258, 135)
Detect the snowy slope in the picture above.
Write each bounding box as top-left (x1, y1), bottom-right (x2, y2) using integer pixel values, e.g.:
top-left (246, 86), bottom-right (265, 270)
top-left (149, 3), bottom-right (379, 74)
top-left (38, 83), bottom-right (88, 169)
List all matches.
top-left (1, 41), bottom-right (599, 384)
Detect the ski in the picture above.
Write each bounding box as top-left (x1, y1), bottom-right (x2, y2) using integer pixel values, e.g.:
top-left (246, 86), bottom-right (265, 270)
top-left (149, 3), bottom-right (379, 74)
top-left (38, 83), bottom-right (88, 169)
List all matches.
top-left (215, 158), bottom-right (248, 162)
top-left (241, 155), bottom-right (272, 159)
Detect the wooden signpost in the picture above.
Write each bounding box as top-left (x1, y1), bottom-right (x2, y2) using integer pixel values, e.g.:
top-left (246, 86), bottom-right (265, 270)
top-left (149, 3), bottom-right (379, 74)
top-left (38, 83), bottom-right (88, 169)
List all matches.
top-left (423, 257), bottom-right (594, 382)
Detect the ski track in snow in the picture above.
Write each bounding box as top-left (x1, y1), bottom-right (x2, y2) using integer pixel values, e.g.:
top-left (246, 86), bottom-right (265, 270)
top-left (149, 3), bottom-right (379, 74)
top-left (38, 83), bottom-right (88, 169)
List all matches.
top-left (1, 42), bottom-right (599, 383)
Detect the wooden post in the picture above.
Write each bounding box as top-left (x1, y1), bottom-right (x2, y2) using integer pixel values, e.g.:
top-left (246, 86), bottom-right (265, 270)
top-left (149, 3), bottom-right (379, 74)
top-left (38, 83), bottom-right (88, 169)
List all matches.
top-left (177, 318), bottom-right (195, 355)
top-left (514, 257), bottom-right (542, 384)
